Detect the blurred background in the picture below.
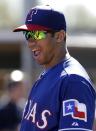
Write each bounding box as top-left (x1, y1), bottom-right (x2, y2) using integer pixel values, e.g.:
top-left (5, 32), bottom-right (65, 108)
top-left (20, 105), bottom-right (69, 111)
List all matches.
top-left (0, 0), bottom-right (96, 130)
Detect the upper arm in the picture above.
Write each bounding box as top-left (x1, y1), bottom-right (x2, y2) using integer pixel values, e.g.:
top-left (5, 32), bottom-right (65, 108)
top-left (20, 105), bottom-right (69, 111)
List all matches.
top-left (58, 76), bottom-right (95, 131)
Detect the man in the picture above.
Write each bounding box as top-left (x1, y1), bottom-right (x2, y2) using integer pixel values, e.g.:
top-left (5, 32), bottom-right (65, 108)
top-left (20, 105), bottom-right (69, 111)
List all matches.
top-left (0, 81), bottom-right (24, 131)
top-left (13, 5), bottom-right (96, 131)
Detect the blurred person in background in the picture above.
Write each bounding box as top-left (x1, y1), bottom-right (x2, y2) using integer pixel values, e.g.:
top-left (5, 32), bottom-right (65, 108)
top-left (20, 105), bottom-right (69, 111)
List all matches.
top-left (13, 5), bottom-right (96, 131)
top-left (0, 81), bottom-right (25, 131)
top-left (93, 108), bottom-right (96, 131)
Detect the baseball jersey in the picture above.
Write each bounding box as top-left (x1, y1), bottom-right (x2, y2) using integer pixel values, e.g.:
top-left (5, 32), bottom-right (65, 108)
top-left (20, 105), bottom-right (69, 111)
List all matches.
top-left (20, 54), bottom-right (96, 131)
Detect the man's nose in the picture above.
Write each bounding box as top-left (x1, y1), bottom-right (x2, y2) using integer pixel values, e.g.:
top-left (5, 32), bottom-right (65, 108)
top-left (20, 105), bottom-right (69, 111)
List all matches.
top-left (27, 39), bottom-right (37, 48)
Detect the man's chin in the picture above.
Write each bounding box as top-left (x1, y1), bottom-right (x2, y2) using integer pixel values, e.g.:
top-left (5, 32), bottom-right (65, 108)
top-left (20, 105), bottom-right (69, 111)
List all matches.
top-left (36, 60), bottom-right (45, 65)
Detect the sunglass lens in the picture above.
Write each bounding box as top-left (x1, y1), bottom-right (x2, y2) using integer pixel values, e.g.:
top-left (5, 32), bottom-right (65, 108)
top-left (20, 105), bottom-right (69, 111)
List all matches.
top-left (23, 31), bottom-right (47, 40)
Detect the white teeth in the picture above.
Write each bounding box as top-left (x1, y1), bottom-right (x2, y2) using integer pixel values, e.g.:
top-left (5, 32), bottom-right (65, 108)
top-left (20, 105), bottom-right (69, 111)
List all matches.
top-left (32, 49), bottom-right (37, 52)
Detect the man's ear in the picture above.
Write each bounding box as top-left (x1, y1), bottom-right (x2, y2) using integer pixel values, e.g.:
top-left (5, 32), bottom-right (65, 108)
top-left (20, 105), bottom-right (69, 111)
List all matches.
top-left (55, 30), bottom-right (66, 43)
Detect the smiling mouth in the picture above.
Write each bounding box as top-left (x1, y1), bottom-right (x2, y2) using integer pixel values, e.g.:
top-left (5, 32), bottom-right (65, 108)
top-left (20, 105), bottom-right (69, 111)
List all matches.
top-left (32, 49), bottom-right (41, 57)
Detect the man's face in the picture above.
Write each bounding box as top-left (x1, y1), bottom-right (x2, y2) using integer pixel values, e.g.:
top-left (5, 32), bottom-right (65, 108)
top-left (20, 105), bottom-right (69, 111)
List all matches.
top-left (27, 31), bottom-right (58, 68)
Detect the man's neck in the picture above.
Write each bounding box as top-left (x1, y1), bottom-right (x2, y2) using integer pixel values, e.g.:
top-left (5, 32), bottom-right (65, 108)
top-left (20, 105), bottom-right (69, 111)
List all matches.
top-left (44, 48), bottom-right (67, 69)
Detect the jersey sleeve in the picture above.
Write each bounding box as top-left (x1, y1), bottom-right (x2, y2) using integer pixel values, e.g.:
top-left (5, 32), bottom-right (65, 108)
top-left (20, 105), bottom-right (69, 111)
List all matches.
top-left (58, 75), bottom-right (95, 131)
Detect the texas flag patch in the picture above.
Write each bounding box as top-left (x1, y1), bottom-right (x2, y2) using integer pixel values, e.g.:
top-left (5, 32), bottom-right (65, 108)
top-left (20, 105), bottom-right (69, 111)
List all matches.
top-left (63, 99), bottom-right (87, 122)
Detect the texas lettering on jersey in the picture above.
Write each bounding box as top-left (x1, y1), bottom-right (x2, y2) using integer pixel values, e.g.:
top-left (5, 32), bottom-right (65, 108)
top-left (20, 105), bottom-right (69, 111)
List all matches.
top-left (23, 100), bottom-right (52, 129)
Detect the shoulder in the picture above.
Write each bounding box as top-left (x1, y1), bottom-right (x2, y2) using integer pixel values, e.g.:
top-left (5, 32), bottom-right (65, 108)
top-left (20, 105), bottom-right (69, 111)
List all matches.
top-left (61, 56), bottom-right (91, 83)
top-left (59, 57), bottom-right (96, 97)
